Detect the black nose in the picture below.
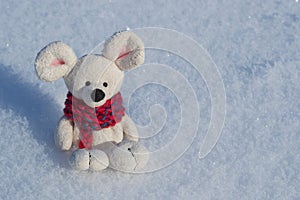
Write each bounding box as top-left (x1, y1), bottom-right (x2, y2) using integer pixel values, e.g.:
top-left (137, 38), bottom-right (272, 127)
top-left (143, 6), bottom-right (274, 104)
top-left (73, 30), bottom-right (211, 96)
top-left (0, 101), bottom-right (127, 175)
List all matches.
top-left (91, 89), bottom-right (105, 102)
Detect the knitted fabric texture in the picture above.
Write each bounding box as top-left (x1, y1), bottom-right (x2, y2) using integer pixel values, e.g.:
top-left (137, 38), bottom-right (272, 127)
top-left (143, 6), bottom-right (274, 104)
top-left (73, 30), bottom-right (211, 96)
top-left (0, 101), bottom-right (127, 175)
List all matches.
top-left (63, 91), bottom-right (125, 149)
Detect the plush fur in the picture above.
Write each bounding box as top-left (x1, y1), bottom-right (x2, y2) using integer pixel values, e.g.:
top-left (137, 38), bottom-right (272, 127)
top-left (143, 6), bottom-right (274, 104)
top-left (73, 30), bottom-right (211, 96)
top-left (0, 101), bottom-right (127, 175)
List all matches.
top-left (35, 31), bottom-right (148, 171)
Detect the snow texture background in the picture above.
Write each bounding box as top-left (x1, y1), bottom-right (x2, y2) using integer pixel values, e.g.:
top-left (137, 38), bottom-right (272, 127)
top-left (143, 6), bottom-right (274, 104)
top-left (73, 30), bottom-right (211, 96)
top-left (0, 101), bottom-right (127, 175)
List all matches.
top-left (0, 0), bottom-right (299, 199)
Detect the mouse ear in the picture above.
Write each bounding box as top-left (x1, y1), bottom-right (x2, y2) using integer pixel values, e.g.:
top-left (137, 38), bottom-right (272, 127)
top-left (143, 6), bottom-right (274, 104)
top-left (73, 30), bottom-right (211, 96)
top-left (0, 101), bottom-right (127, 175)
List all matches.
top-left (35, 41), bottom-right (77, 82)
top-left (102, 31), bottom-right (145, 71)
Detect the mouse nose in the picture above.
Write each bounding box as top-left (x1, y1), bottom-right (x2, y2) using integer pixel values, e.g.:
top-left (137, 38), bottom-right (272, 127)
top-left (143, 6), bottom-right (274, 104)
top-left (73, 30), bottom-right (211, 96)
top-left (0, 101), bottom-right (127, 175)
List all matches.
top-left (91, 89), bottom-right (105, 102)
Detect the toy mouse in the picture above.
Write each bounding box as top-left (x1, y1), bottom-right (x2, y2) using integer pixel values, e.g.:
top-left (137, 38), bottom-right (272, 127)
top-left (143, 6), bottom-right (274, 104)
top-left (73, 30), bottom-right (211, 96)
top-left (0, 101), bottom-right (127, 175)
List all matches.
top-left (35, 31), bottom-right (148, 171)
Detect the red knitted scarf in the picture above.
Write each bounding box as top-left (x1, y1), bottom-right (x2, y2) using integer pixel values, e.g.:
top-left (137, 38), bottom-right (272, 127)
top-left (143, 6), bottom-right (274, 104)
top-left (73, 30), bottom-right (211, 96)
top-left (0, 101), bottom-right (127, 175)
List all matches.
top-left (63, 91), bottom-right (125, 149)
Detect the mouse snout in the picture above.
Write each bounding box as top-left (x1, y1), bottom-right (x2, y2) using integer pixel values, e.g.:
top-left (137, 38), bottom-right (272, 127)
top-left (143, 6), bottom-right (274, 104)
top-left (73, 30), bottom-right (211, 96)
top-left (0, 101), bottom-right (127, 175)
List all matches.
top-left (91, 88), bottom-right (105, 102)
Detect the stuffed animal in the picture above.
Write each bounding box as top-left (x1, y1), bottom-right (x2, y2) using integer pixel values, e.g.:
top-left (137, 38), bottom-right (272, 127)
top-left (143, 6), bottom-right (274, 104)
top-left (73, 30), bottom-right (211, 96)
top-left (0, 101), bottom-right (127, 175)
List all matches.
top-left (35, 31), bottom-right (149, 171)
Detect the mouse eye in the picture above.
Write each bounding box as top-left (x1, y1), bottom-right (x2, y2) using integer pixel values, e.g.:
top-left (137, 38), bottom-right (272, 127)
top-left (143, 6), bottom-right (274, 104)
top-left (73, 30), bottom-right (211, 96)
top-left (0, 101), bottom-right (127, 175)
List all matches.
top-left (85, 81), bottom-right (91, 86)
top-left (103, 82), bottom-right (108, 87)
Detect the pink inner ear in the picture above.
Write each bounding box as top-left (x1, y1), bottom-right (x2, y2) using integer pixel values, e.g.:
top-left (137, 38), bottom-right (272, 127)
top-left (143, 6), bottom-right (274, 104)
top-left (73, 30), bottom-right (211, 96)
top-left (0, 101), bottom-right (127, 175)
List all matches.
top-left (116, 50), bottom-right (132, 60)
top-left (50, 59), bottom-right (65, 66)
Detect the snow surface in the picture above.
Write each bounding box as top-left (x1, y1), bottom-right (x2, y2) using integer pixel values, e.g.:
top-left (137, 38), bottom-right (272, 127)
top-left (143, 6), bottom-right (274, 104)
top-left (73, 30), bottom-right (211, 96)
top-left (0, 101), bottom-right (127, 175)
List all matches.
top-left (0, 0), bottom-right (299, 199)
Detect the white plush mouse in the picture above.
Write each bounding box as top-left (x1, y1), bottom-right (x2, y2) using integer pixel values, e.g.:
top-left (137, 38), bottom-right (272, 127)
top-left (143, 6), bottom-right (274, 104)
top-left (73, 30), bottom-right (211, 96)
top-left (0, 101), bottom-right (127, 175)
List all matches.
top-left (35, 31), bottom-right (148, 172)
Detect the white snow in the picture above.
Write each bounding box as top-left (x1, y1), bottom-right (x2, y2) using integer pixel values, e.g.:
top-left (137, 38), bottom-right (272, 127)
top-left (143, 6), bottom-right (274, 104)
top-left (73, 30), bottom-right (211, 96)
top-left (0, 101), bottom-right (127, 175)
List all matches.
top-left (0, 0), bottom-right (299, 199)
